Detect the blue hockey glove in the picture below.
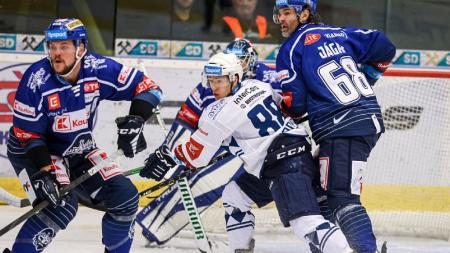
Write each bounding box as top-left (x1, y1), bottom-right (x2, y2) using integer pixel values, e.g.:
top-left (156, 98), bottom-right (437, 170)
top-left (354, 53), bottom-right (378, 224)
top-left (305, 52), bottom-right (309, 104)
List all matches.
top-left (361, 61), bottom-right (390, 86)
top-left (116, 115), bottom-right (146, 158)
top-left (31, 169), bottom-right (61, 208)
top-left (140, 144), bottom-right (178, 181)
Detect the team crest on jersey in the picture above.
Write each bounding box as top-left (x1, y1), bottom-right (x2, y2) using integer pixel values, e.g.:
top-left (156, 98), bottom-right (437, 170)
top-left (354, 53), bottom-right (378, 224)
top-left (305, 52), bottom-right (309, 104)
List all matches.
top-left (33, 227), bottom-right (55, 251)
top-left (304, 34), bottom-right (321, 45)
top-left (27, 67), bottom-right (49, 93)
top-left (62, 132), bottom-right (97, 156)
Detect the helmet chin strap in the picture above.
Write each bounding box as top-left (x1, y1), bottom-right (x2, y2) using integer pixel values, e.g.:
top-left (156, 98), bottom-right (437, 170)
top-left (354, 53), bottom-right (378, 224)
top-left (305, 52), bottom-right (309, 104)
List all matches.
top-left (59, 46), bottom-right (87, 79)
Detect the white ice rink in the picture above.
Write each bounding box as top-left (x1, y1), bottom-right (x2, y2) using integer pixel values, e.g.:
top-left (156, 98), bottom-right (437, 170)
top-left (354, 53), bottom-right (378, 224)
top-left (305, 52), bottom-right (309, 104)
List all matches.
top-left (1, 206), bottom-right (449, 253)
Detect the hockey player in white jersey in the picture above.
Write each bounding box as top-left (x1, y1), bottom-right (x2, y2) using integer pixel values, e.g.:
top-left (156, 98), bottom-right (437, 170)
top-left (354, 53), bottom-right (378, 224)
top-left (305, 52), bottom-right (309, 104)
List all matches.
top-left (139, 52), bottom-right (352, 253)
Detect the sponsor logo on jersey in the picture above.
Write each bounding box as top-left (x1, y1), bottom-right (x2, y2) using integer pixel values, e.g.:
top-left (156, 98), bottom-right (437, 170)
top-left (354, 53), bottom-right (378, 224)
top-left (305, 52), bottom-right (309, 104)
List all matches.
top-left (207, 99), bottom-right (226, 119)
top-left (47, 93), bottom-right (61, 110)
top-left (324, 31), bottom-right (347, 39)
top-left (84, 81), bottom-right (99, 93)
top-left (333, 109), bottom-right (352, 124)
top-left (52, 109), bottom-right (89, 133)
top-left (186, 137), bottom-right (204, 160)
top-left (86, 149), bottom-right (122, 180)
top-left (276, 70), bottom-right (290, 82)
top-left (135, 77), bottom-right (158, 95)
top-left (304, 34), bottom-right (321, 45)
top-left (13, 100), bottom-right (35, 116)
top-left (118, 66), bottom-right (132, 84)
top-left (233, 86), bottom-right (259, 105)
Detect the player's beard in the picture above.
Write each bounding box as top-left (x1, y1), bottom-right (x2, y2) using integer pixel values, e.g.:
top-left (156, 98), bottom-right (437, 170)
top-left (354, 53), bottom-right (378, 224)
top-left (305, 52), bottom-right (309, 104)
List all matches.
top-left (52, 57), bottom-right (76, 75)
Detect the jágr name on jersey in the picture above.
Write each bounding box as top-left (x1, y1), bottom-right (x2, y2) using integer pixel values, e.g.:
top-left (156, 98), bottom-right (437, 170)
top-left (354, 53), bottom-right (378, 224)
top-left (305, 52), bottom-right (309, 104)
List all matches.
top-left (317, 42), bottom-right (346, 59)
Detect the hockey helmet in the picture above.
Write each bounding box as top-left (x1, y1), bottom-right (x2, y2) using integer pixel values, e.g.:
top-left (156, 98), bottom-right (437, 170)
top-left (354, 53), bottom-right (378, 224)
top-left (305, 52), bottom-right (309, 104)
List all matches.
top-left (224, 39), bottom-right (258, 78)
top-left (203, 52), bottom-right (243, 88)
top-left (273, 0), bottom-right (317, 24)
top-left (45, 18), bottom-right (88, 48)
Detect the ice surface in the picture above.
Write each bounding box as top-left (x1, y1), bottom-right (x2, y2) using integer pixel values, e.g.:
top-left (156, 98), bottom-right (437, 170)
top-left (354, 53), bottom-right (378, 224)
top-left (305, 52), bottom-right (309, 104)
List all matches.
top-left (0, 206), bottom-right (449, 253)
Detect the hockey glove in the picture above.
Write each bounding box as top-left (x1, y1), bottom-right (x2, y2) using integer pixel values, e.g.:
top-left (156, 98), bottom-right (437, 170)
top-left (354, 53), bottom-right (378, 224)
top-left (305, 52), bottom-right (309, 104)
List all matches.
top-left (140, 144), bottom-right (178, 181)
top-left (31, 169), bottom-right (61, 208)
top-left (361, 61), bottom-right (390, 86)
top-left (116, 115), bottom-right (147, 158)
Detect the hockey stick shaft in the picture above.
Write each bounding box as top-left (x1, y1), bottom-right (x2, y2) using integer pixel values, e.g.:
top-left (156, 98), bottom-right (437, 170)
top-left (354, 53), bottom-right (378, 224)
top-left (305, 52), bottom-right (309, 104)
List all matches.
top-left (0, 150), bottom-right (123, 237)
top-left (152, 103), bottom-right (213, 252)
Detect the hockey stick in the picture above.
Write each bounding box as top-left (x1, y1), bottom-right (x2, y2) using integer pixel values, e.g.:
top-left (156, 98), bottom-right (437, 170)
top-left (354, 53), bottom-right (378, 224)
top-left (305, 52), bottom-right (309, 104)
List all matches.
top-left (139, 62), bottom-right (213, 252)
top-left (0, 187), bottom-right (30, 208)
top-left (153, 105), bottom-right (214, 253)
top-left (0, 150), bottom-right (123, 237)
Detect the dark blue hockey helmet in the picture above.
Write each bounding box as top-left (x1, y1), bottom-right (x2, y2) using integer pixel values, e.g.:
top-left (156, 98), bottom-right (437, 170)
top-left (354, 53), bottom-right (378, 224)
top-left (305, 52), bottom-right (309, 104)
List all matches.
top-left (224, 39), bottom-right (258, 78)
top-left (45, 18), bottom-right (88, 47)
top-left (273, 0), bottom-right (317, 24)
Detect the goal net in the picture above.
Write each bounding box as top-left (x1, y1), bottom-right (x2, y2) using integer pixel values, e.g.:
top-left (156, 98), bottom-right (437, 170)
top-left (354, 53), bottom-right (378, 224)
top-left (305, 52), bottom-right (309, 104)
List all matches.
top-left (195, 68), bottom-right (450, 240)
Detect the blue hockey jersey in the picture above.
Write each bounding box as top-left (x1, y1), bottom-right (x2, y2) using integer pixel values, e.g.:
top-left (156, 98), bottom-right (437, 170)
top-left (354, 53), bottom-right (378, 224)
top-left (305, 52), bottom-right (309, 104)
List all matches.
top-left (11, 52), bottom-right (162, 157)
top-left (276, 23), bottom-right (396, 142)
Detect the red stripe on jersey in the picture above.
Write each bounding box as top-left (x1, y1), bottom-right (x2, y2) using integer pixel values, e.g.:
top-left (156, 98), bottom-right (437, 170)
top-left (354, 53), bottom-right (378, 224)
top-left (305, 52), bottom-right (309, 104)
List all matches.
top-left (134, 76), bottom-right (160, 95)
top-left (177, 103), bottom-right (200, 128)
top-left (174, 144), bottom-right (195, 169)
top-left (13, 127), bottom-right (40, 142)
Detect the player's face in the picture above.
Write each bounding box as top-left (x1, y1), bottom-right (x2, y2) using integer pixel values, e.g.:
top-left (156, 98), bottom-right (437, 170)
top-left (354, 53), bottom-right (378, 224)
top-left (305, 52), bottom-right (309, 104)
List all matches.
top-left (208, 76), bottom-right (232, 100)
top-left (48, 40), bottom-right (77, 75)
top-left (276, 7), bottom-right (300, 38)
top-left (233, 0), bottom-right (257, 19)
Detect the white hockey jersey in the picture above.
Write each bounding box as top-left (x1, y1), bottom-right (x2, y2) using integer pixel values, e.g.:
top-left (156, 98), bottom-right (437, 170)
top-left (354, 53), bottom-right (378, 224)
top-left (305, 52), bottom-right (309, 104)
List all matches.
top-left (175, 79), bottom-right (307, 178)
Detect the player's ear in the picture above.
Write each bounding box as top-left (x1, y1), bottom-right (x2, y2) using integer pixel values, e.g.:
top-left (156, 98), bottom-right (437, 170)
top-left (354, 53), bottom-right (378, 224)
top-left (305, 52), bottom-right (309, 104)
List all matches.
top-left (299, 9), bottom-right (310, 24)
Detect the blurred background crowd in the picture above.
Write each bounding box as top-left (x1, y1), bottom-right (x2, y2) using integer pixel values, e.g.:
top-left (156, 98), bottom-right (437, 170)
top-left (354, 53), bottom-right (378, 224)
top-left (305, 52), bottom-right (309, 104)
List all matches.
top-left (0, 0), bottom-right (449, 56)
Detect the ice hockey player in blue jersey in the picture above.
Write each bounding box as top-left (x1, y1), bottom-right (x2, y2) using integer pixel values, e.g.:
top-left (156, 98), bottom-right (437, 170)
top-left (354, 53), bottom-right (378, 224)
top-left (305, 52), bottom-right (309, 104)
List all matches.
top-left (4, 18), bottom-right (162, 253)
top-left (139, 52), bottom-right (353, 253)
top-left (274, 1), bottom-right (396, 252)
top-left (136, 39), bottom-right (281, 246)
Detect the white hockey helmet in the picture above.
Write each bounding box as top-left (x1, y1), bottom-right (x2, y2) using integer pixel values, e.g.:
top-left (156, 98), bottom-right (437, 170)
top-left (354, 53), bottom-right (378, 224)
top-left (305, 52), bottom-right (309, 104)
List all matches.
top-left (203, 52), bottom-right (244, 88)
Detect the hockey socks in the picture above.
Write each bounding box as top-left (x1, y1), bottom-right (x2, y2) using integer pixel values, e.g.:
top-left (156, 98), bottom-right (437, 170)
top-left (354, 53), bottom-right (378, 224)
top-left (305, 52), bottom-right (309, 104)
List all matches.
top-left (12, 195), bottom-right (78, 252)
top-left (224, 203), bottom-right (256, 252)
top-left (290, 215), bottom-right (352, 253)
top-left (335, 204), bottom-right (377, 253)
